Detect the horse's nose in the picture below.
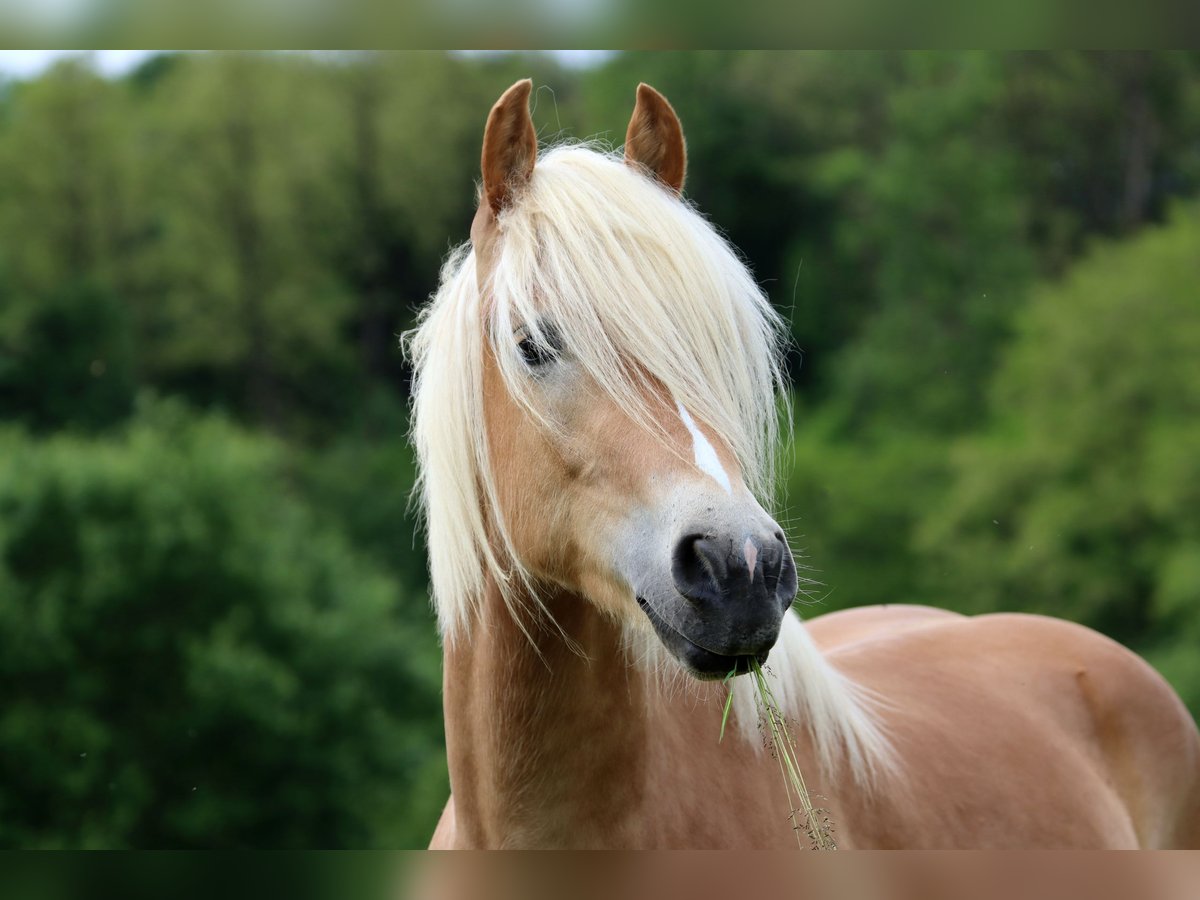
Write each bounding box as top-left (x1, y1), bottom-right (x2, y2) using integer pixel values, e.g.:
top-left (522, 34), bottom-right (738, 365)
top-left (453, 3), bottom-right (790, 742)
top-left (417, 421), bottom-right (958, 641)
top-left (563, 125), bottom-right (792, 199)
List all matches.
top-left (671, 530), bottom-right (798, 620)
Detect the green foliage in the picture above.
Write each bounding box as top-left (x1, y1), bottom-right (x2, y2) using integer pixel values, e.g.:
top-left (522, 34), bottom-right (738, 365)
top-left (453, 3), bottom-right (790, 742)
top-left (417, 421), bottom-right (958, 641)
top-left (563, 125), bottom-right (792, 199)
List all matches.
top-left (0, 62), bottom-right (140, 298)
top-left (134, 55), bottom-right (363, 429)
top-left (0, 401), bottom-right (442, 847)
top-left (917, 205), bottom-right (1200, 672)
top-left (828, 53), bottom-right (1035, 432)
top-left (781, 417), bottom-right (949, 614)
top-left (0, 280), bottom-right (136, 432)
top-left (290, 390), bottom-right (432, 603)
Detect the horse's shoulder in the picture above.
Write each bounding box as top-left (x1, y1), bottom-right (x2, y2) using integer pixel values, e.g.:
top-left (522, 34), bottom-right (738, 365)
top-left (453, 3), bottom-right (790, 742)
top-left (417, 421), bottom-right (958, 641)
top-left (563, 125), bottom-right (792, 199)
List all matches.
top-left (969, 613), bottom-right (1197, 745)
top-left (828, 609), bottom-right (1200, 847)
top-left (964, 613), bottom-right (1200, 847)
top-left (820, 608), bottom-right (1193, 765)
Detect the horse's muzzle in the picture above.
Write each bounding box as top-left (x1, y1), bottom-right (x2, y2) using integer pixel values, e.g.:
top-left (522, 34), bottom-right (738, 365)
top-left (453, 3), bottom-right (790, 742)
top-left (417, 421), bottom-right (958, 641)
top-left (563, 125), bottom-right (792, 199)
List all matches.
top-left (638, 529), bottom-right (798, 679)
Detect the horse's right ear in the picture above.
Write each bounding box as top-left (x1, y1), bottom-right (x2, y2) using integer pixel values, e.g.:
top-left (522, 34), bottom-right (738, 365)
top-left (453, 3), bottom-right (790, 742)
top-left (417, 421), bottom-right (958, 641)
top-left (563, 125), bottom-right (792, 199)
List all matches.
top-left (481, 79), bottom-right (537, 216)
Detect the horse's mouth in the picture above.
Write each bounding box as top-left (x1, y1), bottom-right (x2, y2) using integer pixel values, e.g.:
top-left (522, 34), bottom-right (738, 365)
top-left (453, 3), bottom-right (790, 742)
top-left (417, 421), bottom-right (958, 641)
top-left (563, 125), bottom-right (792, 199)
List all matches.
top-left (636, 596), bottom-right (767, 680)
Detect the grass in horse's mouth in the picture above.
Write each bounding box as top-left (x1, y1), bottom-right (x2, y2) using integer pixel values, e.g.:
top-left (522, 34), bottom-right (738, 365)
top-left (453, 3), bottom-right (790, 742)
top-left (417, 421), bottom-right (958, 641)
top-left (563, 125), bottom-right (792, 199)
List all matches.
top-left (721, 662), bottom-right (838, 850)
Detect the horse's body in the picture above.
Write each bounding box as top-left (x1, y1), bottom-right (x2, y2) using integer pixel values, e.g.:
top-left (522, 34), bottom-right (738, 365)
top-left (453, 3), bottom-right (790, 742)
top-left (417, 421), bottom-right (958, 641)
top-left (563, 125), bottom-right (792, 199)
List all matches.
top-left (429, 594), bottom-right (1200, 848)
top-left (412, 80), bottom-right (1200, 849)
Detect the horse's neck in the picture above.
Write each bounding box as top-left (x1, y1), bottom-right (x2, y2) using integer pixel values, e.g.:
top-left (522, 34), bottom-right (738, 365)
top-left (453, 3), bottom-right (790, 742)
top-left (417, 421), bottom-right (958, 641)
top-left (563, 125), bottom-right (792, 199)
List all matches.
top-left (441, 580), bottom-right (890, 848)
top-left (442, 578), bottom-right (653, 847)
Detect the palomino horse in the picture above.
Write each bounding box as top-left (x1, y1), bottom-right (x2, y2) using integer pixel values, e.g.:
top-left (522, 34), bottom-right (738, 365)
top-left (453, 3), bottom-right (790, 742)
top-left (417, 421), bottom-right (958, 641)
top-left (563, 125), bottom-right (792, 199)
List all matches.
top-left (408, 80), bottom-right (1200, 848)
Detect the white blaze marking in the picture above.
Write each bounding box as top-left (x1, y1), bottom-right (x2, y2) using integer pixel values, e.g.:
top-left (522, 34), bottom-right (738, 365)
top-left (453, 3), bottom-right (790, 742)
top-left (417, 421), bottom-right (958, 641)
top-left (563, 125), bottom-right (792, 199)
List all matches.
top-left (676, 400), bottom-right (732, 494)
top-left (744, 537), bottom-right (758, 573)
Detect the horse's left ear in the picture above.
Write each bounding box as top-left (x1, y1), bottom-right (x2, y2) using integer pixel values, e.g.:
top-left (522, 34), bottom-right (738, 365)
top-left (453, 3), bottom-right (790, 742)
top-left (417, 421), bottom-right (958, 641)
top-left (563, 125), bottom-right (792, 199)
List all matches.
top-left (624, 83), bottom-right (686, 195)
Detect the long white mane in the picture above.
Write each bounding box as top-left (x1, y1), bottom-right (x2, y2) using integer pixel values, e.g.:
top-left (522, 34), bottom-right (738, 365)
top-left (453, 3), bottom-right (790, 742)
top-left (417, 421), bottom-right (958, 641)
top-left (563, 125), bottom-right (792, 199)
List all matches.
top-left (406, 144), bottom-right (786, 633)
top-left (405, 144), bottom-right (892, 783)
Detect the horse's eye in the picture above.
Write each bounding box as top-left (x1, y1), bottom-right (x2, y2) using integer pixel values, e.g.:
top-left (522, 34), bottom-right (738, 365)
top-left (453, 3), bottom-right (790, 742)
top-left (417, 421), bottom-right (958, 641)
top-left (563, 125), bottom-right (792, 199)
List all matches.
top-left (514, 324), bottom-right (561, 369)
top-left (518, 336), bottom-right (555, 368)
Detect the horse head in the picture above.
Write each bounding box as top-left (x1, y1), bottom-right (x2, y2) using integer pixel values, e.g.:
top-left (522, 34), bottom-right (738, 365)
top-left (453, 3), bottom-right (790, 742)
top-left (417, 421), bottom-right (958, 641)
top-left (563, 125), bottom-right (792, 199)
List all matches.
top-left (411, 79), bottom-right (797, 679)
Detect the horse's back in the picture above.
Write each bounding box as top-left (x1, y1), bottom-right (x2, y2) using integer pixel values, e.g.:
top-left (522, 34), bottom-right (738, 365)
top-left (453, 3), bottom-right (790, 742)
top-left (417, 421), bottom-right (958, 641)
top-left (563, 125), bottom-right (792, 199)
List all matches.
top-left (805, 603), bottom-right (965, 650)
top-left (815, 607), bottom-right (1200, 848)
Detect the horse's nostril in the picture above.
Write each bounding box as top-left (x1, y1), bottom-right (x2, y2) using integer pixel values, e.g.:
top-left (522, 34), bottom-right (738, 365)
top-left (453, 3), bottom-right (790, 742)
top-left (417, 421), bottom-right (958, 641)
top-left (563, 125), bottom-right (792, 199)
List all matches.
top-left (671, 528), bottom-right (797, 618)
top-left (773, 537), bottom-right (799, 611)
top-left (671, 534), bottom-right (724, 605)
top-left (761, 543), bottom-right (782, 582)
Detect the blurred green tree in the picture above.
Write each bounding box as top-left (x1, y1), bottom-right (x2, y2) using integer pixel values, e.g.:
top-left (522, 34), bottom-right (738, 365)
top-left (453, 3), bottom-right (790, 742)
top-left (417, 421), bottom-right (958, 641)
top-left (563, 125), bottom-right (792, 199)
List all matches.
top-left (826, 53), bottom-right (1034, 433)
top-left (916, 204), bottom-right (1200, 711)
top-left (0, 60), bottom-right (143, 299)
top-left (0, 400), bottom-right (443, 847)
top-left (135, 54), bottom-right (361, 431)
top-left (779, 415), bottom-right (946, 616)
top-left (0, 280), bottom-right (136, 432)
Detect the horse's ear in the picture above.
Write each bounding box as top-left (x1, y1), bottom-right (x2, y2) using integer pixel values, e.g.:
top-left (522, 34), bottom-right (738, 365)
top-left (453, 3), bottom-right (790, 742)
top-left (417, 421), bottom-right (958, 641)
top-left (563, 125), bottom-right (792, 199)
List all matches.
top-left (481, 79), bottom-right (537, 216)
top-left (624, 83), bottom-right (686, 195)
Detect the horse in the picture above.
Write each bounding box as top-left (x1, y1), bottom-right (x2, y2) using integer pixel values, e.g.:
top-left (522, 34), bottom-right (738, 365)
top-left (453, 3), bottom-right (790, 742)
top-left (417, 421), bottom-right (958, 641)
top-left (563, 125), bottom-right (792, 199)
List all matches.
top-left (407, 79), bottom-right (1200, 848)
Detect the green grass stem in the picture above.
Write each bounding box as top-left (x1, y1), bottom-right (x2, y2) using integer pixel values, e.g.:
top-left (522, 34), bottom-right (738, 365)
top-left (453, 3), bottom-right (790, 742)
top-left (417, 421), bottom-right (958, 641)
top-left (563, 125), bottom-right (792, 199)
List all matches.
top-left (721, 660), bottom-right (837, 849)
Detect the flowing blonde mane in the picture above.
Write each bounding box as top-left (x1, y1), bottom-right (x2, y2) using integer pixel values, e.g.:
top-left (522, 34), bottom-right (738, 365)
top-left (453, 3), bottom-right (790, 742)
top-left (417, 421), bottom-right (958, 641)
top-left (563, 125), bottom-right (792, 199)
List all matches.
top-left (406, 144), bottom-right (787, 634)
top-left (405, 144), bottom-right (893, 783)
